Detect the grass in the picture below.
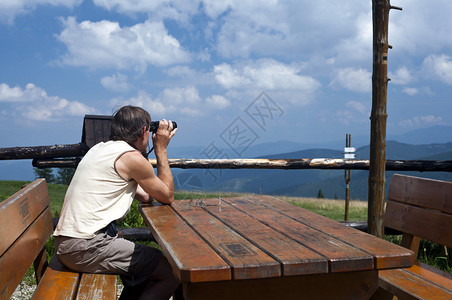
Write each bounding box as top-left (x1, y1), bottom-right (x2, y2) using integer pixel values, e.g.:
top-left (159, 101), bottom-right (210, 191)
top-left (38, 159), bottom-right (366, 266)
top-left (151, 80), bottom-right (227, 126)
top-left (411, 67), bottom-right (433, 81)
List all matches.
top-left (0, 180), bottom-right (68, 218)
top-left (282, 196), bottom-right (368, 221)
top-left (1, 180), bottom-right (450, 281)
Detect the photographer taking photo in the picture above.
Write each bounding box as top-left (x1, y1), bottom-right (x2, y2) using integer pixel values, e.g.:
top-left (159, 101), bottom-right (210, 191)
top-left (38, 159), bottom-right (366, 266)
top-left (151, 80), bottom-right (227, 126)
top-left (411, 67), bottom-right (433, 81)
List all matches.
top-left (54, 105), bottom-right (178, 300)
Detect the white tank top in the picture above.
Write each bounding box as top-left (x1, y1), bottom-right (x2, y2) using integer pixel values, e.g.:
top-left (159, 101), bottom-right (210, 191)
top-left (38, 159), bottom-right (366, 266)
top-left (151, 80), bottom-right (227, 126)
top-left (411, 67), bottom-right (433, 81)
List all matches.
top-left (54, 141), bottom-right (138, 239)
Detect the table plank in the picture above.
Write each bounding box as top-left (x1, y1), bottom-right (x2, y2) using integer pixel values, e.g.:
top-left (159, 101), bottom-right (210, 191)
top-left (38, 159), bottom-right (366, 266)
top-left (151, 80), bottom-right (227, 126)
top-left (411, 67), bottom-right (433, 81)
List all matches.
top-left (173, 201), bottom-right (281, 280)
top-left (244, 195), bottom-right (415, 269)
top-left (221, 197), bottom-right (374, 273)
top-left (140, 203), bottom-right (231, 282)
top-left (201, 198), bottom-right (328, 276)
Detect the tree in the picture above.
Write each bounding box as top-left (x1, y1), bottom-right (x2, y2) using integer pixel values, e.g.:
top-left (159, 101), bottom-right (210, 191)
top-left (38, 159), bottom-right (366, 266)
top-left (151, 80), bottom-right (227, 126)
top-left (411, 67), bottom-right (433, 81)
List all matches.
top-left (317, 189), bottom-right (324, 199)
top-left (57, 168), bottom-right (76, 185)
top-left (33, 167), bottom-right (55, 183)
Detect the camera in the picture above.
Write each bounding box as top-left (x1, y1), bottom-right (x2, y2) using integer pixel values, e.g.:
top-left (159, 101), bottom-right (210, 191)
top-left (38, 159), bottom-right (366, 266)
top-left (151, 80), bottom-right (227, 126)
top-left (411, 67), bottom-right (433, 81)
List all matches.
top-left (149, 121), bottom-right (177, 133)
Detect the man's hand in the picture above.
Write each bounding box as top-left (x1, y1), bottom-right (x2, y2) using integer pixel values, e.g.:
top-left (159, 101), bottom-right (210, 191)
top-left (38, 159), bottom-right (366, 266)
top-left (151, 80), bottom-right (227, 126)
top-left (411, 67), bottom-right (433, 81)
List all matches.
top-left (152, 119), bottom-right (177, 154)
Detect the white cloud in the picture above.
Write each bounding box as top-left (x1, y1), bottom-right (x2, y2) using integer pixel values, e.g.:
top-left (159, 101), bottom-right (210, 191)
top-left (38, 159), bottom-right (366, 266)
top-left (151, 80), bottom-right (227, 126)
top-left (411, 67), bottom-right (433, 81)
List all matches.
top-left (210, 0), bottom-right (371, 64)
top-left (330, 68), bottom-right (372, 93)
top-left (101, 73), bottom-right (130, 92)
top-left (330, 68), bottom-right (371, 93)
top-left (389, 67), bottom-right (413, 85)
top-left (110, 86), bottom-right (206, 117)
top-left (346, 101), bottom-right (367, 114)
top-left (214, 59), bottom-right (320, 93)
top-left (335, 100), bottom-right (369, 124)
top-left (332, 11), bottom-right (372, 65)
top-left (93, 0), bottom-right (199, 22)
top-left (399, 115), bottom-right (443, 128)
top-left (0, 0), bottom-right (81, 24)
top-left (402, 87), bottom-right (418, 96)
top-left (110, 90), bottom-right (167, 116)
top-left (56, 17), bottom-right (191, 71)
top-left (422, 54), bottom-right (452, 85)
top-left (389, 1), bottom-right (452, 56)
top-left (159, 86), bottom-right (201, 105)
top-left (0, 83), bottom-right (27, 101)
top-left (0, 83), bottom-right (96, 121)
top-left (206, 95), bottom-right (230, 109)
top-left (165, 66), bottom-right (197, 78)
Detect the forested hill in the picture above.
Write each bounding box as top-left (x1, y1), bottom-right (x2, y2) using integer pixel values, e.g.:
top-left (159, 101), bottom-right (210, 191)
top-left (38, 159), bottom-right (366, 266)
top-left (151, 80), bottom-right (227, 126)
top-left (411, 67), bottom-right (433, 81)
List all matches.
top-left (174, 140), bottom-right (452, 200)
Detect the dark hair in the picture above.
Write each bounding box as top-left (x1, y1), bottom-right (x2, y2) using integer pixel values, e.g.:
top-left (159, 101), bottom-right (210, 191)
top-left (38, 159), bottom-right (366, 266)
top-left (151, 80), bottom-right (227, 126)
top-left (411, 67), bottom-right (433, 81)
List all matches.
top-left (109, 105), bottom-right (151, 146)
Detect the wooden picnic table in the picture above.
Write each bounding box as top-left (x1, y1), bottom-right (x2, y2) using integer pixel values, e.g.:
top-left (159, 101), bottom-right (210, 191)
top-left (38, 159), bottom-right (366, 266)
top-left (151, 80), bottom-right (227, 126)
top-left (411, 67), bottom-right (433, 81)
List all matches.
top-left (139, 195), bottom-right (415, 300)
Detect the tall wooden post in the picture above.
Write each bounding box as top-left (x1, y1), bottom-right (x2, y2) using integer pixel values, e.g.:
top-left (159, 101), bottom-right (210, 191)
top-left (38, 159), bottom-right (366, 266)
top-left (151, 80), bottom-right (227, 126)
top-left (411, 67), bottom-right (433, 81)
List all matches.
top-left (369, 0), bottom-right (401, 237)
top-left (344, 134), bottom-right (351, 221)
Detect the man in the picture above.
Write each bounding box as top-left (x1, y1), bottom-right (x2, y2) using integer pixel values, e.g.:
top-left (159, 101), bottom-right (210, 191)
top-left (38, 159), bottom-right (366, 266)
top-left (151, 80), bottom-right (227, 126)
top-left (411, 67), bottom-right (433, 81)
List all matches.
top-left (54, 105), bottom-right (178, 299)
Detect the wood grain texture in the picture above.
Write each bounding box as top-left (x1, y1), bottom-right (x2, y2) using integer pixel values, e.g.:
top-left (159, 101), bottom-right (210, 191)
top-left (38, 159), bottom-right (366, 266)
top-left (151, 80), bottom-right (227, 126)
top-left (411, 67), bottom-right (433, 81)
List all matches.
top-left (388, 174), bottom-right (452, 214)
top-left (221, 197), bottom-right (373, 273)
top-left (183, 270), bottom-right (378, 300)
top-left (140, 195), bottom-right (416, 299)
top-left (0, 179), bottom-right (49, 256)
top-left (407, 263), bottom-right (452, 290)
top-left (140, 203), bottom-right (231, 282)
top-left (385, 201), bottom-right (452, 248)
top-left (0, 208), bottom-right (52, 300)
top-left (376, 174), bottom-right (452, 300)
top-left (378, 268), bottom-right (452, 300)
top-left (243, 195), bottom-right (414, 269)
top-left (76, 273), bottom-right (117, 300)
top-left (202, 198), bottom-right (327, 276)
top-left (32, 256), bottom-right (79, 300)
top-left (173, 200), bottom-right (281, 280)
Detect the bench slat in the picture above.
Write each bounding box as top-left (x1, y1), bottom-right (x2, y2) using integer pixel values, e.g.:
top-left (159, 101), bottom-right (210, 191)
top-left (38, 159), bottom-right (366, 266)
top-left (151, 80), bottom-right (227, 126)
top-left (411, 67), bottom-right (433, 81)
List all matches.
top-left (388, 174), bottom-right (452, 214)
top-left (0, 179), bottom-right (49, 257)
top-left (0, 207), bottom-right (53, 300)
top-left (379, 268), bottom-right (452, 300)
top-left (140, 203), bottom-right (231, 282)
top-left (76, 273), bottom-right (117, 300)
top-left (407, 263), bottom-right (452, 291)
top-left (32, 256), bottom-right (80, 300)
top-left (385, 200), bottom-right (452, 248)
top-left (377, 174), bottom-right (452, 300)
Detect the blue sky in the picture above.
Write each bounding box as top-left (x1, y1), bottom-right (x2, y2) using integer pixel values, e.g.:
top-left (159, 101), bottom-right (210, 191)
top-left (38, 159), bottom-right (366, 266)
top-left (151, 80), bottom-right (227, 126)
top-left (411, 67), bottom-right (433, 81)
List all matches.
top-left (1, 0), bottom-right (452, 158)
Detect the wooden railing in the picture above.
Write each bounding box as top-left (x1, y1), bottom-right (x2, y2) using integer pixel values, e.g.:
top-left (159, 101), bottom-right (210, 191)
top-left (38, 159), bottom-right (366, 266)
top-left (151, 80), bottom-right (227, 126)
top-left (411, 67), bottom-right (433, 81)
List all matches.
top-left (28, 157), bottom-right (452, 172)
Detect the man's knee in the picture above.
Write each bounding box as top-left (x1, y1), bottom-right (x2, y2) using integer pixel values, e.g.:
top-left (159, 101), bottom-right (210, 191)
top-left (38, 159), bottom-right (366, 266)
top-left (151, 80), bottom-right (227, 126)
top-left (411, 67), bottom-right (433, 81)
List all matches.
top-left (151, 256), bottom-right (176, 280)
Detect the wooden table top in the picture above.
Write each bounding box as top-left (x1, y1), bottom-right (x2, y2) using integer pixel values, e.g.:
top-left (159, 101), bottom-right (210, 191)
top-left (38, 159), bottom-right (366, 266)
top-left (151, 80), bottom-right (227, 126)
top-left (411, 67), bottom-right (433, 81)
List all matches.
top-left (139, 195), bottom-right (414, 283)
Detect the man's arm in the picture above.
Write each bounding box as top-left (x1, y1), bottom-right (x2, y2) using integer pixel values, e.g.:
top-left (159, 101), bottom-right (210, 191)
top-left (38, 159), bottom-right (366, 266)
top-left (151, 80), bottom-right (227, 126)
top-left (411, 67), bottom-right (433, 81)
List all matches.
top-left (116, 119), bottom-right (176, 205)
top-left (117, 151), bottom-right (174, 204)
top-left (135, 184), bottom-right (152, 203)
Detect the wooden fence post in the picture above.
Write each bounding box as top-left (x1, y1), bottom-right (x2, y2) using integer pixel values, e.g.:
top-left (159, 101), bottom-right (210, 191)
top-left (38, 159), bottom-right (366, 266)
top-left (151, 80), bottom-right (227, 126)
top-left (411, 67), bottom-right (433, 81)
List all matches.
top-left (369, 0), bottom-right (401, 237)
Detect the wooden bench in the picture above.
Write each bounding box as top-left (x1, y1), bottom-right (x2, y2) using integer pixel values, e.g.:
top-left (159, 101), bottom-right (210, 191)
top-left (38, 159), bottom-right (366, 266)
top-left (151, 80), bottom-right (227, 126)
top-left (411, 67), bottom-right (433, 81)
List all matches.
top-left (0, 179), bottom-right (117, 300)
top-left (375, 174), bottom-right (452, 299)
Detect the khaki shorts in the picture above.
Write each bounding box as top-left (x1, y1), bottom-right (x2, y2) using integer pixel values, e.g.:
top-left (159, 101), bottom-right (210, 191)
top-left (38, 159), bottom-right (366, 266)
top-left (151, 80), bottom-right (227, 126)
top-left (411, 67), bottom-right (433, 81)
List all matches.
top-left (54, 233), bottom-right (162, 287)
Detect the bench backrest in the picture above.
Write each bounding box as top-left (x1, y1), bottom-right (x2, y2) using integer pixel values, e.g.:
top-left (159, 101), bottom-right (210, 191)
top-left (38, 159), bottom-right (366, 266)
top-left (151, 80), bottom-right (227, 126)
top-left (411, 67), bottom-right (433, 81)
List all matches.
top-left (385, 174), bottom-right (452, 255)
top-left (0, 179), bottom-right (53, 300)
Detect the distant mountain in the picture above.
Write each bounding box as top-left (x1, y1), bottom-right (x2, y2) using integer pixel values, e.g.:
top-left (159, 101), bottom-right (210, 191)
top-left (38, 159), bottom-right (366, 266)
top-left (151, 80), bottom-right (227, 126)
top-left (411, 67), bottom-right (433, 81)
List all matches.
top-left (169, 125), bottom-right (452, 159)
top-left (355, 141), bottom-right (452, 160)
top-left (174, 140), bottom-right (452, 200)
top-left (389, 125), bottom-right (452, 145)
top-left (274, 143), bottom-right (452, 200)
top-left (2, 125), bottom-right (452, 189)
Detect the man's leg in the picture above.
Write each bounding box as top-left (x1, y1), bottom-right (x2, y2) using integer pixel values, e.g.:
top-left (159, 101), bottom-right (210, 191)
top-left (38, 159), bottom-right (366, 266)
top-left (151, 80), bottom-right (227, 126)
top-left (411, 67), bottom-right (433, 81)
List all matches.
top-left (119, 281), bottom-right (148, 300)
top-left (138, 255), bottom-right (178, 300)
